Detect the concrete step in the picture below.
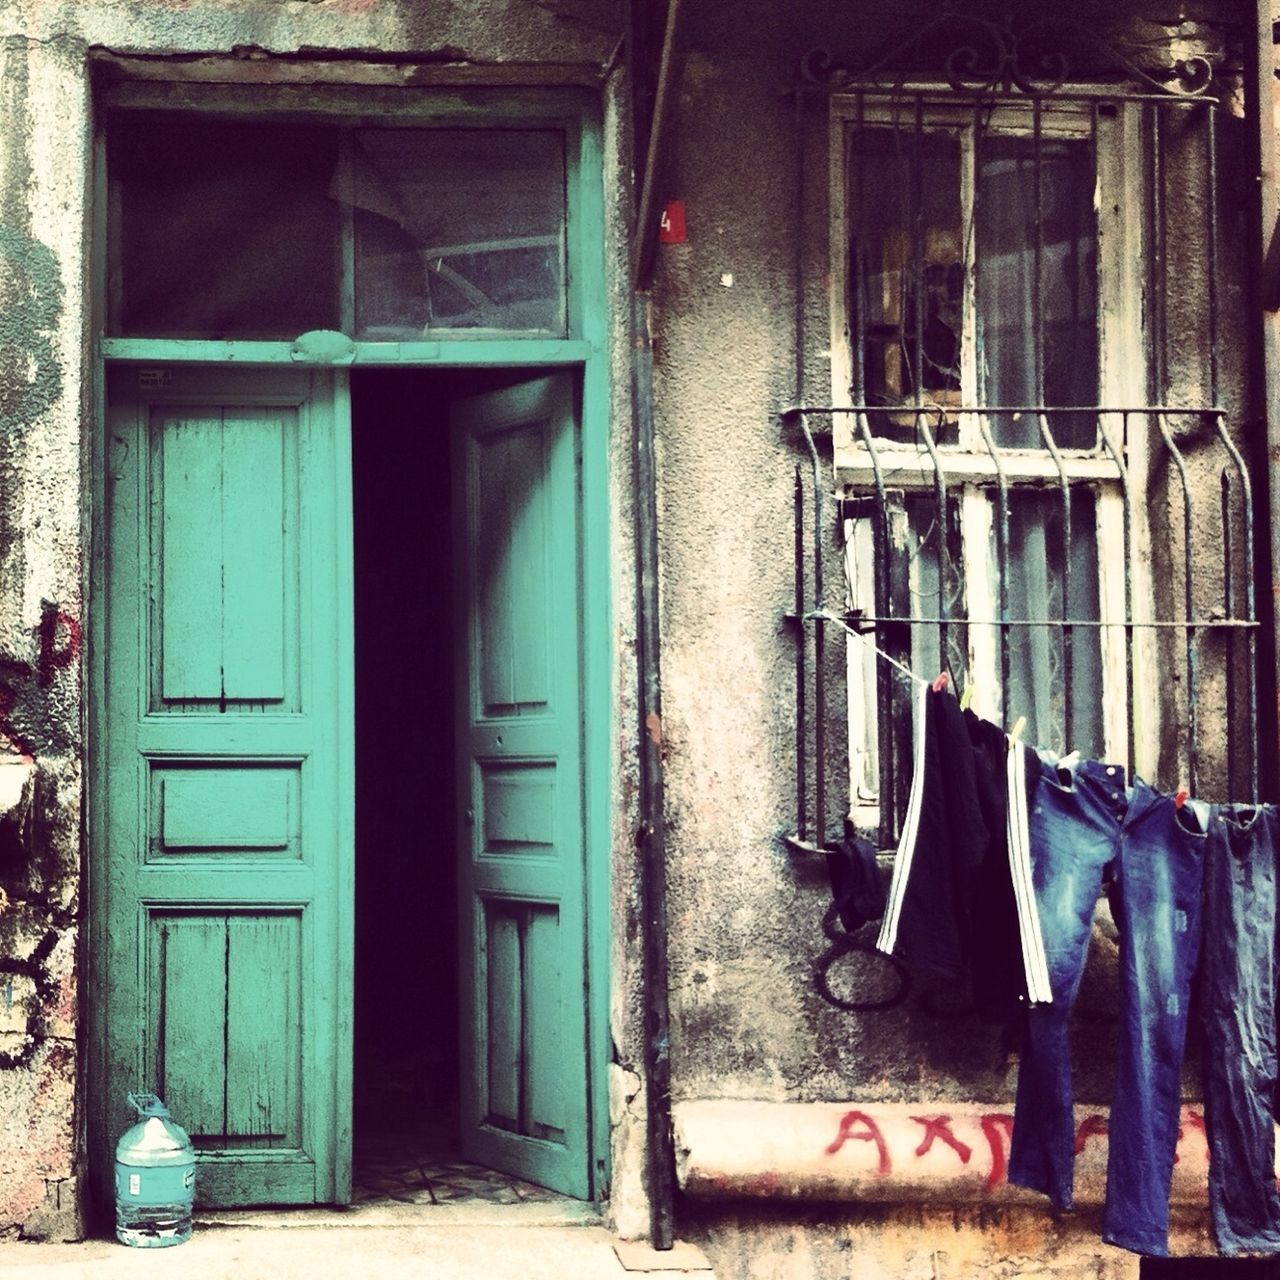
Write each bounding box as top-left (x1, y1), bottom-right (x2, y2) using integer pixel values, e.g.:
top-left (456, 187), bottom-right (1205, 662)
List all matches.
top-left (0, 1225), bottom-right (717, 1280)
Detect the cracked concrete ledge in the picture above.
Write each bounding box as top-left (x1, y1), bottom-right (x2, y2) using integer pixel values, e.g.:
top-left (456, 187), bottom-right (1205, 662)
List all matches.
top-left (674, 1101), bottom-right (1237, 1207)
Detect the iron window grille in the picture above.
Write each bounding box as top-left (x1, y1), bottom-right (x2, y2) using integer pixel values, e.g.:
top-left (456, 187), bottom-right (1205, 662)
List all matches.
top-left (785, 18), bottom-right (1259, 853)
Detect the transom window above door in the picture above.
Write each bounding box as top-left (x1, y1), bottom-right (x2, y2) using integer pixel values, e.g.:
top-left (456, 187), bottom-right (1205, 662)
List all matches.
top-left (107, 116), bottom-right (568, 340)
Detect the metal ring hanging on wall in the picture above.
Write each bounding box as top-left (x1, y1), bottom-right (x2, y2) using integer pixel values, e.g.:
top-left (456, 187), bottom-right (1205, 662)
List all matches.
top-left (813, 904), bottom-right (911, 1013)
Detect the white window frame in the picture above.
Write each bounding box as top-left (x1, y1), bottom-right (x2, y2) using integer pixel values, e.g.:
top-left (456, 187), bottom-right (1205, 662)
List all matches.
top-left (828, 90), bottom-right (1158, 828)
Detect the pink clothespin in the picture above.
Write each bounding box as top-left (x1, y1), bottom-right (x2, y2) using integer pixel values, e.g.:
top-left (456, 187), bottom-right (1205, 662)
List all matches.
top-left (1174, 786), bottom-right (1190, 810)
top-left (930, 671), bottom-right (949, 694)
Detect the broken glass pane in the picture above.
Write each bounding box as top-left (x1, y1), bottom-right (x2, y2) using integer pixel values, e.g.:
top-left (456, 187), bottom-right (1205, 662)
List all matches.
top-left (110, 117), bottom-right (341, 339)
top-left (348, 129), bottom-right (567, 338)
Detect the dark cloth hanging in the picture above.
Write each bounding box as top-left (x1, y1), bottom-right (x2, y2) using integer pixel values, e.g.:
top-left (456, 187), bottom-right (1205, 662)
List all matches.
top-left (875, 685), bottom-right (1046, 1012)
top-left (824, 823), bottom-right (886, 934)
top-left (963, 708), bottom-right (1032, 1022)
top-left (876, 684), bottom-right (989, 989)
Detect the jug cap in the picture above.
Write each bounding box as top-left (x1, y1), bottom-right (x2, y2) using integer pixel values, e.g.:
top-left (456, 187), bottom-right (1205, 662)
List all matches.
top-left (127, 1092), bottom-right (171, 1119)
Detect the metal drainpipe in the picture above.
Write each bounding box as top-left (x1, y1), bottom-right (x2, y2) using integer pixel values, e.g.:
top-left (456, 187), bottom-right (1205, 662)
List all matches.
top-left (630, 0), bottom-right (686, 1250)
top-left (1248, 0), bottom-right (1280, 796)
top-left (632, 289), bottom-right (676, 1251)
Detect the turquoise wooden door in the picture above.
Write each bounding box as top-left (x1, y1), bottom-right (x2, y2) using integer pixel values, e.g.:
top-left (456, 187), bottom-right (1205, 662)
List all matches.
top-left (452, 374), bottom-right (591, 1197)
top-left (100, 364), bottom-right (353, 1206)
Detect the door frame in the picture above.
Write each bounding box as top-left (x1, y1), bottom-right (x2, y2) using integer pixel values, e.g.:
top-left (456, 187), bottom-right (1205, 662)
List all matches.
top-left (87, 82), bottom-right (614, 1210)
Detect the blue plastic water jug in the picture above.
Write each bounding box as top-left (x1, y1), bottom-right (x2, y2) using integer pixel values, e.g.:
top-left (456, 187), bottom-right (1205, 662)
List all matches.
top-left (114, 1092), bottom-right (195, 1248)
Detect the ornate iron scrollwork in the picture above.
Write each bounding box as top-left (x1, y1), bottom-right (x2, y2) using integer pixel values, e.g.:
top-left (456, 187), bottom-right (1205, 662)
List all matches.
top-left (801, 14), bottom-right (1216, 98)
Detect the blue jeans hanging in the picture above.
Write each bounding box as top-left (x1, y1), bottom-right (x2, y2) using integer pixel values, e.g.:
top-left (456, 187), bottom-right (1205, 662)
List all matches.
top-left (1007, 755), bottom-right (1206, 1257)
top-left (1200, 803), bottom-right (1280, 1256)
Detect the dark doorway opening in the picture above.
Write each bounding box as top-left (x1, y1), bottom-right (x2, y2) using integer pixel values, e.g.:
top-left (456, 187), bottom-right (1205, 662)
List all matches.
top-left (352, 368), bottom-right (458, 1167)
top-left (351, 367), bottom-right (570, 1207)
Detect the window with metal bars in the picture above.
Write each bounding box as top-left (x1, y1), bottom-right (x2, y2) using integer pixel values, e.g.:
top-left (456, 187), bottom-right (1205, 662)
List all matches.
top-left (790, 23), bottom-right (1258, 852)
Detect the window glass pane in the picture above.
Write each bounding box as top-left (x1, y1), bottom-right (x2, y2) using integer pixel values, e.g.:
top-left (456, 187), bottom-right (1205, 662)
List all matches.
top-left (976, 137), bottom-right (1098, 447)
top-left (349, 129), bottom-right (567, 338)
top-left (904, 493), bottom-right (968, 682)
top-left (110, 117), bottom-right (340, 339)
top-left (1005, 488), bottom-right (1102, 756)
top-left (848, 126), bottom-right (963, 442)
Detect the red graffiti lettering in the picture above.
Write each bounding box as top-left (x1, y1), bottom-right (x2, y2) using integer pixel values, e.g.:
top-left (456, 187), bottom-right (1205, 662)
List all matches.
top-left (980, 1113), bottom-right (1015, 1192)
top-left (826, 1110), bottom-right (891, 1175)
top-left (911, 1114), bottom-right (972, 1164)
top-left (1074, 1113), bottom-right (1109, 1156)
top-left (38, 603), bottom-right (80, 688)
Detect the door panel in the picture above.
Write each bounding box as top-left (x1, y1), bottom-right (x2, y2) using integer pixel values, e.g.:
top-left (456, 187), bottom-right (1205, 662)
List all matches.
top-left (101, 365), bottom-right (351, 1207)
top-left (154, 403), bottom-right (296, 707)
top-left (453, 374), bottom-right (590, 1197)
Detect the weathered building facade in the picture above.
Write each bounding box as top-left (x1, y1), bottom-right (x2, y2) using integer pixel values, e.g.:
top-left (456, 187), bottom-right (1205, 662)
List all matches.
top-left (0, 0), bottom-right (1277, 1276)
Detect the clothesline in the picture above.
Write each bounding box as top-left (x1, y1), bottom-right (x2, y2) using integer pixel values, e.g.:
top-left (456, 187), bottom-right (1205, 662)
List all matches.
top-left (807, 609), bottom-right (930, 687)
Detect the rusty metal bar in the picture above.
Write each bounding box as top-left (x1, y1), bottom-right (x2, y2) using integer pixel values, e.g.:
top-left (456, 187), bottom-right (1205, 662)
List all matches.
top-left (1097, 412), bottom-right (1137, 770)
top-left (793, 465), bottom-right (807, 841)
top-left (914, 410), bottom-right (949, 674)
top-left (1247, 0), bottom-right (1280, 802)
top-left (849, 98), bottom-right (899, 839)
top-left (1029, 100), bottom-right (1074, 747)
top-left (850, 90), bottom-right (1218, 108)
top-left (975, 412), bottom-right (1011, 719)
top-left (1033, 100), bottom-right (1045, 402)
top-left (912, 93), bottom-right (925, 414)
top-left (798, 412), bottom-right (827, 845)
top-left (1034, 409), bottom-right (1074, 747)
top-left (1206, 102), bottom-right (1220, 406)
top-left (1156, 411), bottom-right (1200, 792)
top-left (852, 93), bottom-right (866, 403)
top-left (1224, 470), bottom-right (1237, 800)
top-left (1151, 106), bottom-right (1168, 402)
top-left (853, 413), bottom-right (897, 845)
top-left (789, 403), bottom-right (1224, 416)
top-left (972, 101), bottom-right (1012, 718)
top-left (1212, 410), bottom-right (1259, 801)
top-left (827, 616), bottom-right (1255, 630)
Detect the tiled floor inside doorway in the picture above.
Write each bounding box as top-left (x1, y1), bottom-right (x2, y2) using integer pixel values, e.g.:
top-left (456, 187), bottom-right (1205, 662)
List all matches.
top-left (352, 1125), bottom-right (568, 1208)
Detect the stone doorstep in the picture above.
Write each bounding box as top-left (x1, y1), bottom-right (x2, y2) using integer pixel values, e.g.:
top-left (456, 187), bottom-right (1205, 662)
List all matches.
top-left (613, 1239), bottom-right (715, 1274)
top-left (196, 1200), bottom-right (602, 1230)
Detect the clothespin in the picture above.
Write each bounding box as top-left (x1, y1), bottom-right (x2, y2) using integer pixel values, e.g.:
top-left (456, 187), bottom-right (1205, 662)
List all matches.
top-left (1174, 786), bottom-right (1190, 810)
top-left (1008, 716), bottom-right (1026, 744)
top-left (960, 681), bottom-right (974, 712)
top-left (930, 671), bottom-right (949, 694)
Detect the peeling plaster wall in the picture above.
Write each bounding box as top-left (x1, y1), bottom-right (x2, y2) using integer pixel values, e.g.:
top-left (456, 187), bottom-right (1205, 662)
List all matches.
top-left (0, 27), bottom-right (89, 1241)
top-left (649, 0), bottom-right (1254, 1266)
top-left (0, 0), bottom-right (635, 1244)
